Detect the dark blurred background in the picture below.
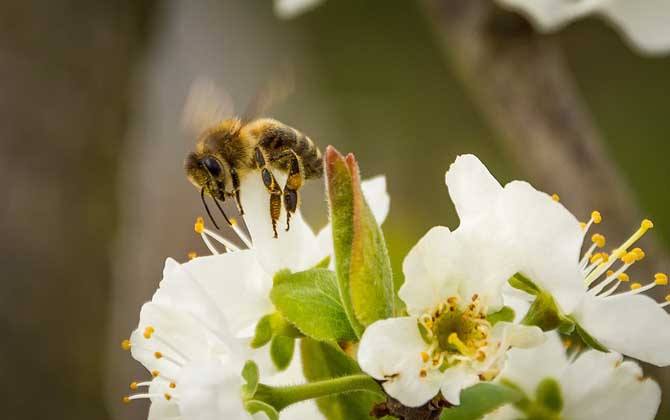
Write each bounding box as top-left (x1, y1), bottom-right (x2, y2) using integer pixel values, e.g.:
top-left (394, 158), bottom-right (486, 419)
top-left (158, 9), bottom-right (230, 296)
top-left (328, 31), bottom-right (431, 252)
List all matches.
top-left (1, 1), bottom-right (668, 419)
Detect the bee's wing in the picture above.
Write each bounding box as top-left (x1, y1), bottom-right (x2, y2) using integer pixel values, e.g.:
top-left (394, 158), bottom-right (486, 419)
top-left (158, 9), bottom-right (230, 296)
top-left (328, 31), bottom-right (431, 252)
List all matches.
top-left (182, 78), bottom-right (235, 138)
top-left (242, 62), bottom-right (295, 122)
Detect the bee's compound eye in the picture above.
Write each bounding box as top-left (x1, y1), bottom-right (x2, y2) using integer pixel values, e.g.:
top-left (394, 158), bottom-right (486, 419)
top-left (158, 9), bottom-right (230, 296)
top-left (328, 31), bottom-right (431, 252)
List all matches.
top-left (202, 156), bottom-right (222, 177)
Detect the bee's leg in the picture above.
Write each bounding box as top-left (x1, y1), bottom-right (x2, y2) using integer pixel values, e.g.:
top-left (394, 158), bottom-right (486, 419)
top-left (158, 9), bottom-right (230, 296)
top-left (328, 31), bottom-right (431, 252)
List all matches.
top-left (229, 167), bottom-right (244, 215)
top-left (254, 147), bottom-right (283, 238)
top-left (276, 149), bottom-right (304, 232)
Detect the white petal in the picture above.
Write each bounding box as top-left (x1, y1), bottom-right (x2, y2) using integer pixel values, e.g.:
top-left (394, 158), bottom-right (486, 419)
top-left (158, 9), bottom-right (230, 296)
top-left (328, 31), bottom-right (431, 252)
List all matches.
top-left (178, 358), bottom-right (250, 420)
top-left (148, 378), bottom-right (181, 420)
top-left (358, 317), bottom-right (442, 407)
top-left (399, 226), bottom-right (460, 315)
top-left (445, 154), bottom-right (502, 227)
top-left (497, 181), bottom-right (585, 313)
top-left (274, 0), bottom-right (324, 19)
top-left (482, 322), bottom-right (545, 374)
top-left (152, 258), bottom-right (229, 336)
top-left (573, 293), bottom-right (670, 366)
top-left (240, 174), bottom-right (320, 275)
top-left (482, 405), bottom-right (523, 420)
top-left (501, 284), bottom-right (533, 323)
top-left (598, 0), bottom-right (670, 55)
top-left (182, 251), bottom-right (274, 339)
top-left (497, 332), bottom-right (568, 395)
top-left (561, 350), bottom-right (661, 420)
top-left (361, 175), bottom-right (390, 225)
top-left (494, 0), bottom-right (596, 32)
top-left (439, 366), bottom-right (480, 405)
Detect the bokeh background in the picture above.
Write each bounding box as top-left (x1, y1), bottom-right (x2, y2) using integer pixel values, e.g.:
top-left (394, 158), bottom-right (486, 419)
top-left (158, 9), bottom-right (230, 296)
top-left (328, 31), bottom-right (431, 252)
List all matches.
top-left (1, 1), bottom-right (669, 419)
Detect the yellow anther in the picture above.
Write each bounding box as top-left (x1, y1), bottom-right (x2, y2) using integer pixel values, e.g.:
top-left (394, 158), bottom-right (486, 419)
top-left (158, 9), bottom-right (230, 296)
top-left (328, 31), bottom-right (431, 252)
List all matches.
top-left (641, 219), bottom-right (654, 230)
top-left (194, 217), bottom-right (205, 234)
top-left (420, 352), bottom-right (430, 363)
top-left (230, 218), bottom-right (238, 226)
top-left (655, 273), bottom-right (668, 286)
top-left (169, 382), bottom-right (177, 389)
top-left (618, 273), bottom-right (630, 282)
top-left (563, 339), bottom-right (572, 349)
top-left (164, 393), bottom-right (172, 401)
top-left (419, 369), bottom-right (428, 378)
top-left (591, 234), bottom-right (606, 248)
top-left (121, 339), bottom-right (131, 351)
top-left (591, 211), bottom-right (602, 224)
top-left (621, 252), bottom-right (637, 265)
top-left (143, 326), bottom-right (155, 339)
top-left (151, 370), bottom-right (160, 378)
top-left (580, 222), bottom-right (587, 229)
top-left (665, 295), bottom-right (670, 302)
top-left (188, 251), bottom-right (197, 260)
top-left (632, 248), bottom-right (646, 261)
top-left (551, 194), bottom-right (560, 202)
top-left (130, 382), bottom-right (138, 391)
top-left (590, 253), bottom-right (603, 263)
top-left (631, 283), bottom-right (642, 290)
top-left (606, 270), bottom-right (615, 277)
top-left (122, 396), bottom-right (131, 404)
top-left (154, 351), bottom-right (163, 359)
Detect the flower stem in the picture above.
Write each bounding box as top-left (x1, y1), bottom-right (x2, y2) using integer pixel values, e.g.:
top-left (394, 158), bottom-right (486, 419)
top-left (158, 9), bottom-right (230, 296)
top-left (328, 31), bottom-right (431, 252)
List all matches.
top-left (254, 373), bottom-right (383, 411)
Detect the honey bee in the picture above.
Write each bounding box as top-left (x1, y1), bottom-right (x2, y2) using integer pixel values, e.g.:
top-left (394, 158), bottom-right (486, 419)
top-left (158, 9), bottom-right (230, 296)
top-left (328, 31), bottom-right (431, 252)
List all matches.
top-left (183, 76), bottom-right (323, 238)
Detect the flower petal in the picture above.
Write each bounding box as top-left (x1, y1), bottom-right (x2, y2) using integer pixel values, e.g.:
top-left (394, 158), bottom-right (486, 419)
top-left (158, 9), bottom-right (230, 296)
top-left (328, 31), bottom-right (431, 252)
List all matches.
top-left (240, 173), bottom-right (321, 275)
top-left (183, 251), bottom-right (274, 338)
top-left (445, 154), bottom-right (502, 227)
top-left (599, 0), bottom-right (670, 55)
top-left (574, 293), bottom-right (670, 366)
top-left (358, 317), bottom-right (442, 407)
top-left (274, 0), bottom-right (324, 19)
top-left (497, 332), bottom-right (568, 395)
top-left (361, 175), bottom-right (390, 225)
top-left (497, 181), bottom-right (585, 313)
top-left (439, 366), bottom-right (480, 405)
top-left (148, 378), bottom-right (181, 420)
top-left (561, 350), bottom-right (661, 420)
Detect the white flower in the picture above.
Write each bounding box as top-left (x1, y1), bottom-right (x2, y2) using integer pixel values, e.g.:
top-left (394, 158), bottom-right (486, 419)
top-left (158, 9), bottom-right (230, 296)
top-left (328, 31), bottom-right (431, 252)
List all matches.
top-left (358, 221), bottom-right (544, 407)
top-left (495, 0), bottom-right (670, 55)
top-left (274, 0), bottom-right (325, 19)
top-left (484, 333), bottom-right (661, 420)
top-left (122, 258), bottom-right (322, 419)
top-left (186, 173), bottom-right (390, 338)
top-left (446, 154), bottom-right (670, 366)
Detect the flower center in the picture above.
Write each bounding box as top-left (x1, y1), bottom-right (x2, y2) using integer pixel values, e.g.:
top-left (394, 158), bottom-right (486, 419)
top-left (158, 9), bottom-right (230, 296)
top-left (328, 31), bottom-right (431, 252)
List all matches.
top-left (417, 295), bottom-right (491, 376)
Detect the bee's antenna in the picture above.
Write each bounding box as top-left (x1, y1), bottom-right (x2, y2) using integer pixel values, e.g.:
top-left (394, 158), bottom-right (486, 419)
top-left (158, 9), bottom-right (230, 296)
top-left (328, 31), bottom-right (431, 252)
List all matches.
top-left (212, 196), bottom-right (233, 226)
top-left (201, 187), bottom-right (220, 230)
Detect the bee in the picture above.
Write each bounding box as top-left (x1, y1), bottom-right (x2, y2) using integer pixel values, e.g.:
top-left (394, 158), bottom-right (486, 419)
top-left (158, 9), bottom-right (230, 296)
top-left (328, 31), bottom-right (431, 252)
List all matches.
top-left (183, 76), bottom-right (323, 238)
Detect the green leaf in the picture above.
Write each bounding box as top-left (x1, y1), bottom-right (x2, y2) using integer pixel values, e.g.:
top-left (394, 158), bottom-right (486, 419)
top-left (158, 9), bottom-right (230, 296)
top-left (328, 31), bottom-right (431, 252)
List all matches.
top-left (314, 255), bottom-right (331, 269)
top-left (535, 378), bottom-right (563, 413)
top-left (241, 360), bottom-right (259, 399)
top-left (245, 400), bottom-right (279, 420)
top-left (251, 311), bottom-right (302, 349)
top-left (440, 383), bottom-right (523, 420)
top-left (270, 335), bottom-right (295, 371)
top-left (486, 306), bottom-right (515, 325)
top-left (301, 338), bottom-right (384, 419)
top-left (508, 273), bottom-right (541, 296)
top-left (271, 268), bottom-right (357, 341)
top-left (326, 146), bottom-right (394, 336)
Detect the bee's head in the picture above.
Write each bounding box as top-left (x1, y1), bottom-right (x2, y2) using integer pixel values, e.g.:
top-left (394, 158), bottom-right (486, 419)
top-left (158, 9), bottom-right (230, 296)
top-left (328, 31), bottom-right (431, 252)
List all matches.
top-left (185, 152), bottom-right (229, 200)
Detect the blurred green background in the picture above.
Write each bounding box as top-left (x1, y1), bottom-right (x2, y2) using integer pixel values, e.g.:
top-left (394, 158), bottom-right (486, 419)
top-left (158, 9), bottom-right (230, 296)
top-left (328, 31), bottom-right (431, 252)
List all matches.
top-left (1, 1), bottom-right (668, 419)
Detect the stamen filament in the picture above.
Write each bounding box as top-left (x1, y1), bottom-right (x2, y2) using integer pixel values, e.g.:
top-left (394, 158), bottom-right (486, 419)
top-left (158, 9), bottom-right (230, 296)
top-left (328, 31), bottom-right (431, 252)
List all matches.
top-left (230, 218), bottom-right (252, 248)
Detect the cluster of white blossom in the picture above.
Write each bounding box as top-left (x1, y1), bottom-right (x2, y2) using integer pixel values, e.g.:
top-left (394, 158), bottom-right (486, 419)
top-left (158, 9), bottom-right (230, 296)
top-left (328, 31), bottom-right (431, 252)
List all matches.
top-left (121, 154), bottom-right (667, 419)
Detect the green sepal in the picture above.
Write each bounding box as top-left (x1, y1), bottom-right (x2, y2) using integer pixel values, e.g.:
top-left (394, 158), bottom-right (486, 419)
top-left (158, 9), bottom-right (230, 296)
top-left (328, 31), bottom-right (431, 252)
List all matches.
top-left (271, 268), bottom-right (357, 342)
top-left (573, 321), bottom-right (609, 352)
top-left (245, 400), bottom-right (279, 420)
top-left (521, 291), bottom-right (575, 333)
top-left (241, 360), bottom-right (260, 399)
top-left (535, 378), bottom-right (563, 413)
top-left (440, 383), bottom-right (523, 420)
top-left (251, 311), bottom-right (301, 349)
top-left (314, 255), bottom-right (331, 269)
top-left (270, 335), bottom-right (295, 371)
top-left (508, 273), bottom-right (541, 296)
top-left (486, 306), bottom-right (515, 325)
top-left (301, 337), bottom-right (384, 419)
top-left (325, 146), bottom-right (394, 337)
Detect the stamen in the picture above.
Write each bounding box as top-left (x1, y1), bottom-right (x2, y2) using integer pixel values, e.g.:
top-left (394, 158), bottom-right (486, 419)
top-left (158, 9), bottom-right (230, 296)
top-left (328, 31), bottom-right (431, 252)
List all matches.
top-left (187, 251), bottom-right (197, 260)
top-left (599, 281), bottom-right (622, 297)
top-left (195, 217), bottom-right (221, 255)
top-left (551, 193), bottom-right (560, 202)
top-left (130, 381), bottom-right (152, 390)
top-left (229, 218), bottom-right (252, 248)
top-left (121, 339), bottom-right (131, 351)
top-left (143, 328), bottom-right (190, 365)
top-left (661, 295), bottom-right (670, 308)
top-left (592, 234), bottom-right (606, 248)
top-left (448, 333), bottom-right (474, 356)
top-left (420, 352), bottom-right (430, 363)
top-left (123, 393), bottom-right (164, 403)
top-left (655, 273), bottom-right (668, 286)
